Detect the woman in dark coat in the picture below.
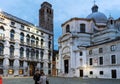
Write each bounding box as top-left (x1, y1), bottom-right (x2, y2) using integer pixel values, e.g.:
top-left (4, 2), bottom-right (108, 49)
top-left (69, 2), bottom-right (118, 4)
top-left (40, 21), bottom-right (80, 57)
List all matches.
top-left (33, 70), bottom-right (41, 84)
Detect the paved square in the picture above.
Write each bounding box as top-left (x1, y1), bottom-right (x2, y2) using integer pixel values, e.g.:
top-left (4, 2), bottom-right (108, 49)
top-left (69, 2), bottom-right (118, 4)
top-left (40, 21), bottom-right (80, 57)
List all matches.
top-left (2, 77), bottom-right (120, 84)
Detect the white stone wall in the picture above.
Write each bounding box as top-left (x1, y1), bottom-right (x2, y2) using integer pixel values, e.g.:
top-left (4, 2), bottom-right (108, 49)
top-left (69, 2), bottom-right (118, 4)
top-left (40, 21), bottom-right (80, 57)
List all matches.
top-left (0, 11), bottom-right (53, 76)
top-left (58, 16), bottom-right (120, 79)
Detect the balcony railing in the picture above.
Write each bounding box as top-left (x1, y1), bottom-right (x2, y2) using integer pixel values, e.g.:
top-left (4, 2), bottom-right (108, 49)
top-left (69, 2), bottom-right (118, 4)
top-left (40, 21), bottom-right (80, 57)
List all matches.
top-left (20, 41), bottom-right (24, 45)
top-left (20, 56), bottom-right (24, 59)
top-left (10, 55), bottom-right (14, 59)
top-left (10, 38), bottom-right (15, 42)
top-left (31, 43), bottom-right (35, 47)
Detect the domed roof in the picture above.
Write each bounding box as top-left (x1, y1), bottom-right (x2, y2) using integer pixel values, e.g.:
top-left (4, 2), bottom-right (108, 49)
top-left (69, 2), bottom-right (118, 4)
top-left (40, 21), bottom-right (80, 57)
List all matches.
top-left (87, 12), bottom-right (107, 23)
top-left (86, 4), bottom-right (107, 23)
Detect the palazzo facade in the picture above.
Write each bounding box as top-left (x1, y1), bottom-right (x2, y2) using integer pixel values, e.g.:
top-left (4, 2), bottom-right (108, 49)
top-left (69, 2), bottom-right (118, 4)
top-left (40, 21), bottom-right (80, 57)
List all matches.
top-left (0, 2), bottom-right (53, 77)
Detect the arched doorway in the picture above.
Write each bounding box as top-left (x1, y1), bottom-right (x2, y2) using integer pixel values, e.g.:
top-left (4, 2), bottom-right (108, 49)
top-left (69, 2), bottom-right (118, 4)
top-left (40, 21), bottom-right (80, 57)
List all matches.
top-left (29, 62), bottom-right (37, 76)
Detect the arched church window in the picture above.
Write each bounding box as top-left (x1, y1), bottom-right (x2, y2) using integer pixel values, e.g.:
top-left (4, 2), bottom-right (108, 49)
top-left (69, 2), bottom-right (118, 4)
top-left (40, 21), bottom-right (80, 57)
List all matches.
top-left (48, 41), bottom-right (51, 49)
top-left (10, 45), bottom-right (14, 56)
top-left (0, 43), bottom-right (4, 55)
top-left (80, 24), bottom-right (86, 33)
top-left (31, 35), bottom-right (35, 46)
top-left (31, 49), bottom-right (35, 58)
top-left (41, 51), bottom-right (44, 60)
top-left (26, 34), bottom-right (30, 45)
top-left (41, 39), bottom-right (44, 47)
top-left (36, 37), bottom-right (39, 46)
top-left (36, 50), bottom-right (39, 59)
top-left (26, 48), bottom-right (30, 59)
top-left (10, 29), bottom-right (15, 41)
top-left (66, 24), bottom-right (70, 33)
top-left (0, 26), bottom-right (4, 40)
top-left (20, 32), bottom-right (24, 43)
top-left (20, 47), bottom-right (24, 58)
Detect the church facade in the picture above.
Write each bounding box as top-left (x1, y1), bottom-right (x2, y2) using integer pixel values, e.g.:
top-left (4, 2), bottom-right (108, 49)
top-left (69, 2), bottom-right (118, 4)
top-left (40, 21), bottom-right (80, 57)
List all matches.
top-left (0, 2), bottom-right (53, 77)
top-left (58, 4), bottom-right (120, 79)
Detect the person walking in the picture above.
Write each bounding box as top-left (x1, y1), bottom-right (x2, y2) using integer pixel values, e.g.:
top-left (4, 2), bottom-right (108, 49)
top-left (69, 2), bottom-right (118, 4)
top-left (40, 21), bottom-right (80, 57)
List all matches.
top-left (38, 71), bottom-right (49, 84)
top-left (33, 69), bottom-right (41, 84)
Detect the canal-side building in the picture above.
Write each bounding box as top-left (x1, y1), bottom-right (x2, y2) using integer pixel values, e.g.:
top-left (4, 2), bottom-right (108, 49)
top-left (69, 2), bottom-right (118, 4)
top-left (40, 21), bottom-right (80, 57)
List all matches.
top-left (0, 2), bottom-right (53, 77)
top-left (58, 3), bottom-right (120, 79)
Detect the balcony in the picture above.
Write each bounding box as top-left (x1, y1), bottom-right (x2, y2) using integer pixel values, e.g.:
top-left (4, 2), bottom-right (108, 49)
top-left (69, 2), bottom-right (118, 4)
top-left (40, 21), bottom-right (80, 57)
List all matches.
top-left (19, 66), bottom-right (24, 69)
top-left (40, 46), bottom-right (45, 49)
top-left (20, 41), bottom-right (24, 45)
top-left (35, 44), bottom-right (41, 48)
top-left (26, 57), bottom-right (30, 61)
top-left (20, 56), bottom-right (24, 60)
top-left (40, 59), bottom-right (44, 62)
top-left (9, 55), bottom-right (15, 59)
top-left (26, 42), bottom-right (30, 46)
top-left (10, 38), bottom-right (15, 43)
top-left (31, 43), bottom-right (35, 47)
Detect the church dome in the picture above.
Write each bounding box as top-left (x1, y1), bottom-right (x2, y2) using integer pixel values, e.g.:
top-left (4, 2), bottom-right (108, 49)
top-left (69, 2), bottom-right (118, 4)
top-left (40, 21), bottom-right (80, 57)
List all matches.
top-left (86, 4), bottom-right (107, 23)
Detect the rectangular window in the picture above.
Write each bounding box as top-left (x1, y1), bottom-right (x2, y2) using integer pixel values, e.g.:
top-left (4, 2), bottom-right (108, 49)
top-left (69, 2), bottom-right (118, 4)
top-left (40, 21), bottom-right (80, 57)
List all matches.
top-left (111, 55), bottom-right (116, 64)
top-left (11, 21), bottom-right (15, 26)
top-left (19, 69), bottom-right (24, 75)
top-left (36, 30), bottom-right (39, 33)
top-left (99, 57), bottom-right (103, 65)
top-left (89, 50), bottom-right (92, 55)
top-left (21, 25), bottom-right (24, 29)
top-left (0, 59), bottom-right (3, 66)
top-left (8, 69), bottom-right (14, 75)
top-left (40, 63), bottom-right (43, 68)
top-left (48, 63), bottom-right (51, 68)
top-left (111, 45), bottom-right (116, 51)
top-left (0, 18), bottom-right (4, 22)
top-left (99, 71), bottom-right (104, 75)
top-left (80, 52), bottom-right (83, 56)
top-left (99, 48), bottom-right (103, 53)
top-left (41, 32), bottom-right (44, 35)
top-left (27, 28), bottom-right (30, 31)
top-left (80, 24), bottom-right (85, 33)
top-left (9, 60), bottom-right (14, 66)
top-left (89, 58), bottom-right (93, 65)
top-left (20, 61), bottom-right (23, 67)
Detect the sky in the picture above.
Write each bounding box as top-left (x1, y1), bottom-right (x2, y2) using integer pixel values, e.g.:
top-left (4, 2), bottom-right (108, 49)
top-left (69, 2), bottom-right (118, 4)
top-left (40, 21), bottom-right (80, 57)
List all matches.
top-left (0, 0), bottom-right (120, 50)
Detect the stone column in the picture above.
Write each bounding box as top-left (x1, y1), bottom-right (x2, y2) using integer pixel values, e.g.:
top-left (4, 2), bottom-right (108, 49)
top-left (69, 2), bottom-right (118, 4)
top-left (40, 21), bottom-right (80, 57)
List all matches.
top-left (3, 58), bottom-right (9, 77)
top-left (37, 63), bottom-right (40, 70)
top-left (14, 59), bottom-right (19, 76)
top-left (3, 39), bottom-right (10, 77)
top-left (23, 61), bottom-right (27, 76)
top-left (14, 40), bottom-right (20, 76)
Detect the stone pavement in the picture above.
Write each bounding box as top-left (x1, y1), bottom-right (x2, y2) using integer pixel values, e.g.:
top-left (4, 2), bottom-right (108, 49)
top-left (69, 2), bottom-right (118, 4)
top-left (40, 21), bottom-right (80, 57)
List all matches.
top-left (2, 76), bottom-right (120, 84)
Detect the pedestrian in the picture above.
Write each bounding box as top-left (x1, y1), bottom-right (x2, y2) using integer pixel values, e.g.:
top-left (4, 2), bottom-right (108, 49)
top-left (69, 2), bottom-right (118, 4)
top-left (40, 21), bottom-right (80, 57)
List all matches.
top-left (38, 71), bottom-right (49, 84)
top-left (33, 69), bottom-right (41, 84)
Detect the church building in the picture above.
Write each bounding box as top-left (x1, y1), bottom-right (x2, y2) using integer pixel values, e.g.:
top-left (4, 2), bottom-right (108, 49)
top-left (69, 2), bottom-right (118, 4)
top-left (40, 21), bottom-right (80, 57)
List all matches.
top-left (58, 3), bottom-right (120, 79)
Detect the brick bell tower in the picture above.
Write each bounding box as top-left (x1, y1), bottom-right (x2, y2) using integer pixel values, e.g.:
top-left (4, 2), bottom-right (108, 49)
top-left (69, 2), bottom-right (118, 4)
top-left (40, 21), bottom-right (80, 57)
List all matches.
top-left (39, 2), bottom-right (53, 32)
